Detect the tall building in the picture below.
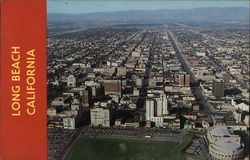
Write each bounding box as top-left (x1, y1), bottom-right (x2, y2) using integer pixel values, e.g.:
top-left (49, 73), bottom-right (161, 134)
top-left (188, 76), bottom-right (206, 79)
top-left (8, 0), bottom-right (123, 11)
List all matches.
top-left (179, 73), bottom-right (190, 87)
top-left (179, 74), bottom-right (185, 86)
top-left (146, 98), bottom-right (155, 120)
top-left (155, 93), bottom-right (168, 116)
top-left (103, 79), bottom-right (122, 96)
top-left (81, 88), bottom-right (92, 109)
top-left (212, 79), bottom-right (225, 97)
top-left (67, 75), bottom-right (76, 87)
top-left (184, 74), bottom-right (190, 87)
top-left (145, 93), bottom-right (169, 127)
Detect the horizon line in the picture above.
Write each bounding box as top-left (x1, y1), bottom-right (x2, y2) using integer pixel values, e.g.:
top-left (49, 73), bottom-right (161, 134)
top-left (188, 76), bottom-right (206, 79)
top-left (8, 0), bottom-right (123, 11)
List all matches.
top-left (48, 6), bottom-right (249, 14)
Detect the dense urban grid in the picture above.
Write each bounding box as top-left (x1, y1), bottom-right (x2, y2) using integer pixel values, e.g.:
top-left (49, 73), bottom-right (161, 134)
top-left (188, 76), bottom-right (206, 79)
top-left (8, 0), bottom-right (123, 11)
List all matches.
top-left (47, 24), bottom-right (249, 160)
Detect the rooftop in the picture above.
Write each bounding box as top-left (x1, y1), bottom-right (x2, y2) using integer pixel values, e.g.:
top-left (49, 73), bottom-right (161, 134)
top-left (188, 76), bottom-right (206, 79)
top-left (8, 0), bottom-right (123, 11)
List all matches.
top-left (215, 141), bottom-right (241, 150)
top-left (211, 128), bottom-right (233, 137)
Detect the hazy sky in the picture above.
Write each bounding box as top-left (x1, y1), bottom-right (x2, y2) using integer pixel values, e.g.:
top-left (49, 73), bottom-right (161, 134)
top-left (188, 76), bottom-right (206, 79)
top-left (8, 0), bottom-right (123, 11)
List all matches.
top-left (48, 0), bottom-right (249, 14)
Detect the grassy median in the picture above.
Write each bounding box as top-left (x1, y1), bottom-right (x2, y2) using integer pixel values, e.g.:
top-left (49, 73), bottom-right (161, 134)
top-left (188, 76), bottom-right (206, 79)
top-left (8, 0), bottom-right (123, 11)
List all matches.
top-left (66, 135), bottom-right (201, 160)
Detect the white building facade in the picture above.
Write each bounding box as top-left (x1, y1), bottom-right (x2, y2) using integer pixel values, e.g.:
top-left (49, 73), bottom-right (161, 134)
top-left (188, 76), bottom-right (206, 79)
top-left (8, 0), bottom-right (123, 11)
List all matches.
top-left (146, 93), bottom-right (168, 127)
top-left (91, 107), bottom-right (111, 127)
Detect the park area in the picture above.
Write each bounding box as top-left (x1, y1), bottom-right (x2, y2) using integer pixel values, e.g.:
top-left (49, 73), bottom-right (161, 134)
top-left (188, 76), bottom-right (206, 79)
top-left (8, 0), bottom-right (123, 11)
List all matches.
top-left (66, 135), bottom-right (202, 160)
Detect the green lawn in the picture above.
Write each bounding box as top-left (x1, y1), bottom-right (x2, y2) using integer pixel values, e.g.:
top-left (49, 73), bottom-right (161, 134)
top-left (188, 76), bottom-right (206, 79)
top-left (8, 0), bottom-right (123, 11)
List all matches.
top-left (66, 135), bottom-right (202, 160)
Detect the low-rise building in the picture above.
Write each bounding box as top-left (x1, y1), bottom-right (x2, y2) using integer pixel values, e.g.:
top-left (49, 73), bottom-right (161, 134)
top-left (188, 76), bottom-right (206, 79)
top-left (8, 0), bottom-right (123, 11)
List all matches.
top-left (67, 75), bottom-right (76, 87)
top-left (91, 107), bottom-right (112, 127)
top-left (63, 117), bottom-right (76, 129)
top-left (47, 107), bottom-right (57, 116)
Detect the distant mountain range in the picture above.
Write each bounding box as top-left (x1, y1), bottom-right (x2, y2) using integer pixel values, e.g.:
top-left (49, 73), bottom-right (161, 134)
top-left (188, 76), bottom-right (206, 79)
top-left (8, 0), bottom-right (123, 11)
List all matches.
top-left (48, 7), bottom-right (249, 24)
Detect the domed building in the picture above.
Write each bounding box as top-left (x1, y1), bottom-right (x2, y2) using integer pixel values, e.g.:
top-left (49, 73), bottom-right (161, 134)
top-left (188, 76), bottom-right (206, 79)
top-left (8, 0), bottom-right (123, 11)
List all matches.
top-left (206, 125), bottom-right (244, 160)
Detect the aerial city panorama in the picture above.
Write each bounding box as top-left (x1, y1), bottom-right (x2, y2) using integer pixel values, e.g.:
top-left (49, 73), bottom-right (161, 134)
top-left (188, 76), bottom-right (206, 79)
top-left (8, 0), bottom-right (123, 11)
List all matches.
top-left (47, 1), bottom-right (250, 160)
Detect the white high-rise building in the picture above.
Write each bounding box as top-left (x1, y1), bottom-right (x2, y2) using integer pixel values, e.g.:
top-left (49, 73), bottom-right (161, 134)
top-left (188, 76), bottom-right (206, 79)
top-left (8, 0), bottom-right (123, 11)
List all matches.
top-left (146, 98), bottom-right (155, 121)
top-left (155, 93), bottom-right (168, 116)
top-left (145, 93), bottom-right (169, 127)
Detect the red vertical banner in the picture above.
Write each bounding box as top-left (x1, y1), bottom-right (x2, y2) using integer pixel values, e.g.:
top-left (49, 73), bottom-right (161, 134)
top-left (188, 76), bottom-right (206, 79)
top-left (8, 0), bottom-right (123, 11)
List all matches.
top-left (0, 0), bottom-right (47, 159)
